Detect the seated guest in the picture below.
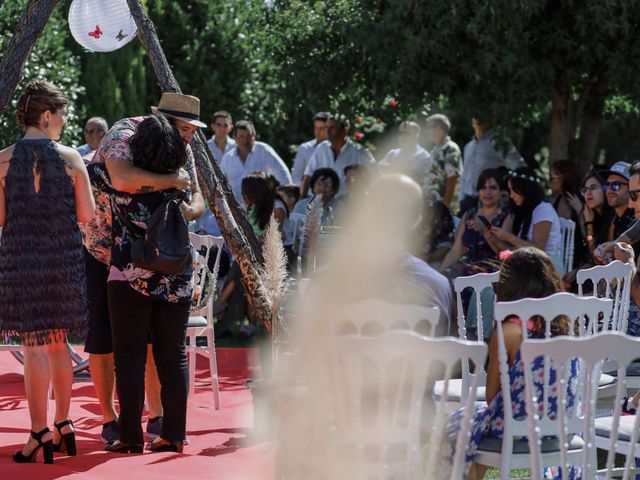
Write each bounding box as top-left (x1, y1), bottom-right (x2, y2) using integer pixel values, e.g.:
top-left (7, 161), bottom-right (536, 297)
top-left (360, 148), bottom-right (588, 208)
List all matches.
top-left (601, 161), bottom-right (636, 254)
top-left (444, 247), bottom-right (579, 479)
top-left (277, 185), bottom-right (301, 271)
top-left (379, 121), bottom-right (431, 185)
top-left (549, 160), bottom-right (588, 268)
top-left (440, 168), bottom-right (512, 277)
top-left (420, 198), bottom-right (456, 268)
top-left (292, 168), bottom-right (342, 227)
top-left (580, 170), bottom-right (614, 260)
top-left (489, 167), bottom-right (562, 267)
top-left (213, 173), bottom-right (276, 335)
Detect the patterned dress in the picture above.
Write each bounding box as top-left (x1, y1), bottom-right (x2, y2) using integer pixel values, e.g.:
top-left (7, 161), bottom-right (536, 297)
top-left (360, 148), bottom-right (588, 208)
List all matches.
top-left (444, 320), bottom-right (581, 479)
top-left (87, 163), bottom-right (194, 303)
top-left (0, 139), bottom-right (88, 345)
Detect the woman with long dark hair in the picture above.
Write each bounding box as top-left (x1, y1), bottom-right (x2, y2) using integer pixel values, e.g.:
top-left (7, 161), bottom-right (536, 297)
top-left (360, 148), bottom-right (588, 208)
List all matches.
top-left (444, 247), bottom-right (579, 480)
top-left (581, 170), bottom-right (614, 259)
top-left (0, 81), bottom-right (95, 464)
top-left (490, 167), bottom-right (562, 266)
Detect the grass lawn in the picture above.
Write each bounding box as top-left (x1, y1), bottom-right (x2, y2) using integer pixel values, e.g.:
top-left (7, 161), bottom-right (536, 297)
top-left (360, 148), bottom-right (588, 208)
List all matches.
top-left (486, 468), bottom-right (529, 479)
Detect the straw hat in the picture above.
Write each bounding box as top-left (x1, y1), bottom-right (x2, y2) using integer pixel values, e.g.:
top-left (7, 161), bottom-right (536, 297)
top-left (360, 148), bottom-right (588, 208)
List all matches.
top-left (150, 92), bottom-right (207, 128)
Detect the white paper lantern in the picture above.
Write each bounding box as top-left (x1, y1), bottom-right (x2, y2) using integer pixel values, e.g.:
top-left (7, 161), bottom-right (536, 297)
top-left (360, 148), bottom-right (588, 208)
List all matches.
top-left (68, 0), bottom-right (138, 53)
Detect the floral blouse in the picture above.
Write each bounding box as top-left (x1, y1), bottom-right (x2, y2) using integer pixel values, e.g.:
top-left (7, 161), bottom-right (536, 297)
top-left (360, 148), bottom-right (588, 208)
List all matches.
top-left (88, 163), bottom-right (194, 303)
top-left (82, 116), bottom-right (198, 266)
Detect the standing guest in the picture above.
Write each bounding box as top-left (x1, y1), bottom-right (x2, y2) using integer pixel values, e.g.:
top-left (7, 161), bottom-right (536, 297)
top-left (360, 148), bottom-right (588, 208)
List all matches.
top-left (220, 120), bottom-right (291, 204)
top-left (380, 121), bottom-right (431, 185)
top-left (440, 169), bottom-right (513, 277)
top-left (490, 168), bottom-right (562, 266)
top-left (445, 247), bottom-right (579, 480)
top-left (76, 116), bottom-right (108, 161)
top-left (459, 117), bottom-right (524, 215)
top-left (549, 160), bottom-right (588, 268)
top-left (102, 115), bottom-right (204, 454)
top-left (83, 93), bottom-right (203, 445)
top-left (425, 113), bottom-right (462, 209)
top-left (291, 112), bottom-right (330, 185)
top-left (301, 114), bottom-right (374, 198)
top-left (0, 81), bottom-right (95, 464)
top-left (207, 110), bottom-right (236, 162)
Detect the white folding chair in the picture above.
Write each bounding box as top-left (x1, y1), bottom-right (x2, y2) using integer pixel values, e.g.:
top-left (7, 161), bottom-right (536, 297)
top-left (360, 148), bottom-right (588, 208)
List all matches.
top-left (593, 334), bottom-right (640, 479)
top-left (433, 271), bottom-right (499, 407)
top-left (521, 333), bottom-right (640, 480)
top-left (292, 332), bottom-right (487, 479)
top-left (473, 292), bottom-right (613, 480)
top-left (334, 298), bottom-right (441, 337)
top-left (559, 217), bottom-right (576, 274)
top-left (186, 233), bottom-right (224, 409)
top-left (577, 260), bottom-right (633, 333)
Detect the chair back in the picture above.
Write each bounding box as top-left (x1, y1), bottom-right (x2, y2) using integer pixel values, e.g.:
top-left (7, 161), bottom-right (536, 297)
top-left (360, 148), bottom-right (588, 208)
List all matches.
top-left (334, 299), bottom-right (441, 337)
top-left (189, 233), bottom-right (225, 322)
top-left (559, 218), bottom-right (576, 274)
top-left (289, 212), bottom-right (307, 256)
top-left (492, 293), bottom-right (613, 450)
top-left (576, 260), bottom-right (633, 333)
top-left (313, 332), bottom-right (486, 480)
top-left (453, 271), bottom-right (499, 395)
top-left (520, 333), bottom-right (640, 480)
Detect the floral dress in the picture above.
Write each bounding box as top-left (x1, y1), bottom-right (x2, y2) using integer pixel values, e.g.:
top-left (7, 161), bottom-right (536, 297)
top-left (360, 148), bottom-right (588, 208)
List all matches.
top-left (443, 321), bottom-right (582, 479)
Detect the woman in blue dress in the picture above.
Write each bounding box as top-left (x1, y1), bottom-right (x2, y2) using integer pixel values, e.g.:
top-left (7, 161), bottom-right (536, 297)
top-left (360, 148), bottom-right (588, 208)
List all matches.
top-left (444, 247), bottom-right (580, 479)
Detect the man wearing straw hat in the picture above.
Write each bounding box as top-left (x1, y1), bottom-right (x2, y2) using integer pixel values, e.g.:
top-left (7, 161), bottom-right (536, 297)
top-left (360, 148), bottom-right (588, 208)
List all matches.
top-left (82, 92), bottom-right (205, 446)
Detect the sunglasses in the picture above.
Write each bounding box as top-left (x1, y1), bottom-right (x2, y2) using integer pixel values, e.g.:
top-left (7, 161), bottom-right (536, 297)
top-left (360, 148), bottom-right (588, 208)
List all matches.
top-left (580, 185), bottom-right (601, 195)
top-left (602, 181), bottom-right (629, 192)
top-left (630, 189), bottom-right (640, 201)
top-left (85, 128), bottom-right (98, 134)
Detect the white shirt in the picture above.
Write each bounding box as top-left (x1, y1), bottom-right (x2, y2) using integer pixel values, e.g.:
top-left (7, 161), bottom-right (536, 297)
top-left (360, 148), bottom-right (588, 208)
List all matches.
top-left (521, 202), bottom-right (562, 256)
top-left (291, 138), bottom-right (319, 185)
top-left (380, 145), bottom-right (431, 185)
top-left (304, 139), bottom-right (375, 195)
top-left (220, 141), bottom-right (292, 204)
top-left (207, 136), bottom-right (236, 163)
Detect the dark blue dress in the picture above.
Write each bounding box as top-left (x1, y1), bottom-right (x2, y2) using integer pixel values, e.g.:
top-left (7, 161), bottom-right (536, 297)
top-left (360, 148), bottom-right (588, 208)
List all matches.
top-left (0, 139), bottom-right (88, 345)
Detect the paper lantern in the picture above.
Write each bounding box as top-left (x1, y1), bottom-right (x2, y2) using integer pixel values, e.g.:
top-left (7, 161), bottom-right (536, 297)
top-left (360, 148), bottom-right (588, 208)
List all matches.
top-left (68, 0), bottom-right (137, 53)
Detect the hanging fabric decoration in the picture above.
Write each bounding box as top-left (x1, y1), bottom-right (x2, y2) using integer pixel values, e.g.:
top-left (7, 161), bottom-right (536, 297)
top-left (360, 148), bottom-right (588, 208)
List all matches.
top-left (68, 0), bottom-right (137, 53)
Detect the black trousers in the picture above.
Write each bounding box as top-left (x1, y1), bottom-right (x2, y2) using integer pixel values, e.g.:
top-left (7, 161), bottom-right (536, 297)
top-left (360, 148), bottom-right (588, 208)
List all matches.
top-left (107, 281), bottom-right (190, 444)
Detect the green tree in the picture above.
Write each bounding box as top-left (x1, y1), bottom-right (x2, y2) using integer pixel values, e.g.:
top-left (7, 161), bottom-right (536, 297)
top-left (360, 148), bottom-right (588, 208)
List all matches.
top-left (0, 0), bottom-right (84, 147)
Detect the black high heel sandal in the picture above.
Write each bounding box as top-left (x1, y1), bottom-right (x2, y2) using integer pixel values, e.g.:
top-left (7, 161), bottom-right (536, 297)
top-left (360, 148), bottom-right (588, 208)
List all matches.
top-left (53, 419), bottom-right (77, 455)
top-left (13, 427), bottom-right (54, 464)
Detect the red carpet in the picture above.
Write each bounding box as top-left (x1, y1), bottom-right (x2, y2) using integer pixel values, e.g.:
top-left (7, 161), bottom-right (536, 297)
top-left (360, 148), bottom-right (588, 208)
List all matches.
top-left (0, 347), bottom-right (273, 479)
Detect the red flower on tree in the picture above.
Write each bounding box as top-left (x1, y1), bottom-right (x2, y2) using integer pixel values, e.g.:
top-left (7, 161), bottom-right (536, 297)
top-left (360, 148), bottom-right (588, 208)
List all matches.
top-left (354, 131), bottom-right (364, 141)
top-left (389, 99), bottom-right (398, 107)
top-left (355, 115), bottom-right (363, 124)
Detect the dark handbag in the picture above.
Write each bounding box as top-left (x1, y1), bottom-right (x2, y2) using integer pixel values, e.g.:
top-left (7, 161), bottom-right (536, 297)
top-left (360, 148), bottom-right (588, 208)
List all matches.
top-left (112, 194), bottom-right (194, 276)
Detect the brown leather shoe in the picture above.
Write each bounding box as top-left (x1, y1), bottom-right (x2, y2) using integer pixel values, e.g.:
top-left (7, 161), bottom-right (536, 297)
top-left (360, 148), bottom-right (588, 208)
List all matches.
top-left (145, 437), bottom-right (184, 453)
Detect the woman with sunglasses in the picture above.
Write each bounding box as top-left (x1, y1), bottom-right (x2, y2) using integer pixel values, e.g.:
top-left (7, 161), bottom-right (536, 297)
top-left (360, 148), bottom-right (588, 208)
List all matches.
top-left (440, 168), bottom-right (512, 277)
top-left (580, 171), bottom-right (614, 260)
top-left (490, 167), bottom-right (563, 267)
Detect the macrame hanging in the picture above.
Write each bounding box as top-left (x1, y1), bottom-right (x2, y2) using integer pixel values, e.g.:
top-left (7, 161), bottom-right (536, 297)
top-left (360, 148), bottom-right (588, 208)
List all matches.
top-left (68, 0), bottom-right (137, 53)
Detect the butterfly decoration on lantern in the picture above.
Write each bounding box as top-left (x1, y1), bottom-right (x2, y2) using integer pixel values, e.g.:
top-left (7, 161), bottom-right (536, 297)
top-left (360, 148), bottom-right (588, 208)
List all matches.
top-left (68, 0), bottom-right (138, 53)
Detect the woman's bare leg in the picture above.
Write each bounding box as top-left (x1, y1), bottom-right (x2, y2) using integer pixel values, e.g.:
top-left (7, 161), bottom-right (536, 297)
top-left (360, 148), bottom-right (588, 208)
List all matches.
top-left (21, 344), bottom-right (52, 453)
top-left (48, 340), bottom-right (74, 440)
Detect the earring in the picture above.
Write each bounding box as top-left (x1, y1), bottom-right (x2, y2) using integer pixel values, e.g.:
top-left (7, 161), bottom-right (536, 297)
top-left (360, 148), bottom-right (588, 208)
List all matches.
top-left (44, 121), bottom-right (49, 129)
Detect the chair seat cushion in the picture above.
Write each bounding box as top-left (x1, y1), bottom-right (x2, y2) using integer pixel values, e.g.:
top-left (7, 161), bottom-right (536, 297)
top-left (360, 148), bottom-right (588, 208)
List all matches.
top-left (595, 416), bottom-right (640, 442)
top-left (606, 362), bottom-right (640, 377)
top-left (476, 434), bottom-right (584, 454)
top-left (598, 373), bottom-right (616, 387)
top-left (433, 378), bottom-right (486, 402)
top-left (187, 316), bottom-right (208, 328)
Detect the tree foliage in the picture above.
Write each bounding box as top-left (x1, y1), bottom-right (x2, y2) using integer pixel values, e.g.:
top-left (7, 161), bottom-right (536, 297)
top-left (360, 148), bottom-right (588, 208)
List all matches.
top-left (0, 0), bottom-right (84, 147)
